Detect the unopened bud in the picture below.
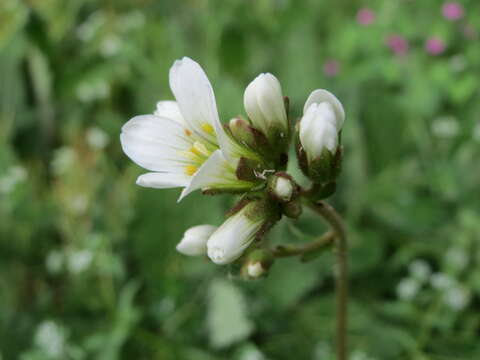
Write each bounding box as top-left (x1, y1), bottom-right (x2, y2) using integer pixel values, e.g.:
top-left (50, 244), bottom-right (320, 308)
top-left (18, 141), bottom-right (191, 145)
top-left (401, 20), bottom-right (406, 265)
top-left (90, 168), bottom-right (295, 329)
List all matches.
top-left (297, 89), bottom-right (345, 184)
top-left (241, 249), bottom-right (274, 279)
top-left (268, 173), bottom-right (296, 203)
top-left (176, 225), bottom-right (217, 256)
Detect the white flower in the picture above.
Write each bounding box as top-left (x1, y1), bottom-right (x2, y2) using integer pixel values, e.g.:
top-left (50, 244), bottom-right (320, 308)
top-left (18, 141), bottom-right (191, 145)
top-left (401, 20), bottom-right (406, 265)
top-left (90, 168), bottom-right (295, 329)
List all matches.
top-left (176, 224), bottom-right (217, 256)
top-left (207, 203), bottom-right (265, 265)
top-left (244, 73), bottom-right (288, 139)
top-left (120, 57), bottom-right (256, 200)
top-left (300, 102), bottom-right (339, 160)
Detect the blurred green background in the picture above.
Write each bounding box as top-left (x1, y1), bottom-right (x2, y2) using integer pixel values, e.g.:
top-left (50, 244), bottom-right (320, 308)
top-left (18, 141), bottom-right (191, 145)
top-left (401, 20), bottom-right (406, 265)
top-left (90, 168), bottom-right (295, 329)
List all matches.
top-left (1, 0), bottom-right (480, 359)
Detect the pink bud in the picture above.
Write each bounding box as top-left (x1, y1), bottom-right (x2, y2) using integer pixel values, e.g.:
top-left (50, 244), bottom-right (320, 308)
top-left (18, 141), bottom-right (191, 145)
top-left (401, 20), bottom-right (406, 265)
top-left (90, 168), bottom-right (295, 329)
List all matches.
top-left (425, 37), bottom-right (446, 55)
top-left (386, 35), bottom-right (409, 56)
top-left (442, 2), bottom-right (464, 21)
top-left (357, 8), bottom-right (375, 26)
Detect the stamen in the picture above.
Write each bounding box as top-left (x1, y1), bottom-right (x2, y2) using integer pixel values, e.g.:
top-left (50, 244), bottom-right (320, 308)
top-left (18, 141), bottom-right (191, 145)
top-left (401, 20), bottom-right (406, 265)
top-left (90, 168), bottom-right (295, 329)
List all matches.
top-left (192, 142), bottom-right (211, 157)
top-left (184, 165), bottom-right (198, 176)
top-left (201, 123), bottom-right (214, 134)
top-left (184, 129), bottom-right (192, 136)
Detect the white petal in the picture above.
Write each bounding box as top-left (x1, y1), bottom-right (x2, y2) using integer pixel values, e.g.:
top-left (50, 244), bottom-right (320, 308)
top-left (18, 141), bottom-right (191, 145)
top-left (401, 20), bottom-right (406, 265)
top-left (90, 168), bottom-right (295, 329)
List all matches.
top-left (136, 172), bottom-right (190, 189)
top-left (303, 89), bottom-right (345, 130)
top-left (300, 103), bottom-right (338, 160)
top-left (176, 224), bottom-right (217, 256)
top-left (169, 57), bottom-right (220, 144)
top-left (120, 115), bottom-right (194, 172)
top-left (154, 101), bottom-right (186, 125)
top-left (178, 149), bottom-right (251, 201)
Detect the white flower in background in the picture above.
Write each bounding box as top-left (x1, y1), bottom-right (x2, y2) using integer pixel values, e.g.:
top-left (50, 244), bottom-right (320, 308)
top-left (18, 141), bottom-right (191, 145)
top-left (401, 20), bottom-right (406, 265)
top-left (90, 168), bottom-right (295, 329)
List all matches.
top-left (244, 73), bottom-right (288, 139)
top-left (0, 166), bottom-right (27, 194)
top-left (299, 89), bottom-right (345, 162)
top-left (120, 57), bottom-right (257, 201)
top-left (408, 259), bottom-right (432, 282)
top-left (430, 272), bottom-right (455, 290)
top-left (397, 277), bottom-right (420, 301)
top-left (46, 251), bottom-right (64, 274)
top-left (35, 321), bottom-right (66, 358)
top-left (445, 247), bottom-right (468, 271)
top-left (51, 147), bottom-right (76, 175)
top-left (68, 250), bottom-right (93, 274)
top-left (176, 224), bottom-right (217, 256)
top-left (431, 116), bottom-right (459, 138)
top-left (207, 201), bottom-right (271, 265)
top-left (86, 126), bottom-right (110, 150)
top-left (444, 286), bottom-right (470, 311)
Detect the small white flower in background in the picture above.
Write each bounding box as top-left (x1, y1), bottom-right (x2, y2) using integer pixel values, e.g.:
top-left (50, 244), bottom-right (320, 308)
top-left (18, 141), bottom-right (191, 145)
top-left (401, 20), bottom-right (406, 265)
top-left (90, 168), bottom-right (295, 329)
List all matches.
top-left (431, 116), bottom-right (459, 138)
top-left (100, 35), bottom-right (122, 57)
top-left (430, 272), bottom-right (455, 290)
top-left (51, 147), bottom-right (76, 175)
top-left (408, 259), bottom-right (432, 282)
top-left (120, 57), bottom-right (257, 201)
top-left (68, 250), bottom-right (93, 274)
top-left (397, 277), bottom-right (420, 301)
top-left (207, 200), bottom-right (277, 265)
top-left (46, 251), bottom-right (64, 274)
top-left (86, 127), bottom-right (110, 150)
top-left (176, 224), bottom-right (217, 256)
top-left (76, 80), bottom-right (110, 102)
top-left (35, 321), bottom-right (66, 358)
top-left (244, 73), bottom-right (288, 140)
top-left (444, 286), bottom-right (470, 311)
top-left (351, 350), bottom-right (377, 360)
top-left (445, 247), bottom-right (468, 271)
top-left (0, 166), bottom-right (27, 194)
top-left (68, 194), bottom-right (89, 215)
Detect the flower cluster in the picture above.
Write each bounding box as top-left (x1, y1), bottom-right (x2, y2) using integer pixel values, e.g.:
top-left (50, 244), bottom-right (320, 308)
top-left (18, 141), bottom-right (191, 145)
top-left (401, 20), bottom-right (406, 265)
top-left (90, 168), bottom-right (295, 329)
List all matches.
top-left (121, 57), bottom-right (345, 274)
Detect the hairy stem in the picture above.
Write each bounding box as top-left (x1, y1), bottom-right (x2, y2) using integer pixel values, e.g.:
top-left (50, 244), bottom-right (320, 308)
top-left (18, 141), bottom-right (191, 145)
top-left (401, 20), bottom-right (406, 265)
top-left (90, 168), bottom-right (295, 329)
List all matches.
top-left (308, 200), bottom-right (348, 360)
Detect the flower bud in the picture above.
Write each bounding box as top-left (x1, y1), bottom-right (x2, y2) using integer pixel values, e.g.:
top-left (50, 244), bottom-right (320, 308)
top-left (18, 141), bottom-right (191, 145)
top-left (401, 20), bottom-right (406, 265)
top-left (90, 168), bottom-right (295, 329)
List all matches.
top-left (244, 73), bottom-right (288, 141)
top-left (176, 225), bottom-right (217, 256)
top-left (268, 173), bottom-right (296, 202)
top-left (297, 90), bottom-right (345, 184)
top-left (207, 199), bottom-right (281, 265)
top-left (241, 249), bottom-right (274, 279)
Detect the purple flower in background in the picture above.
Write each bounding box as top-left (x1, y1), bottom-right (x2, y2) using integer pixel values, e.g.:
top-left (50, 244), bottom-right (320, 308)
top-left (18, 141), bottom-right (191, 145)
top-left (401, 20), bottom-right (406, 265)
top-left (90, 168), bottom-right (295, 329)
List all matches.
top-left (386, 35), bottom-right (409, 56)
top-left (323, 59), bottom-right (340, 77)
top-left (425, 37), bottom-right (446, 55)
top-left (357, 8), bottom-right (375, 26)
top-left (442, 2), bottom-right (464, 21)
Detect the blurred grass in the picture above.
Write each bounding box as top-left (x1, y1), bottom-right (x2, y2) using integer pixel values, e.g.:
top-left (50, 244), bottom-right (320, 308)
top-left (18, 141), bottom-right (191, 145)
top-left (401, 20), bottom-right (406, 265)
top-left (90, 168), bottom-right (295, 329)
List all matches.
top-left (1, 0), bottom-right (480, 359)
